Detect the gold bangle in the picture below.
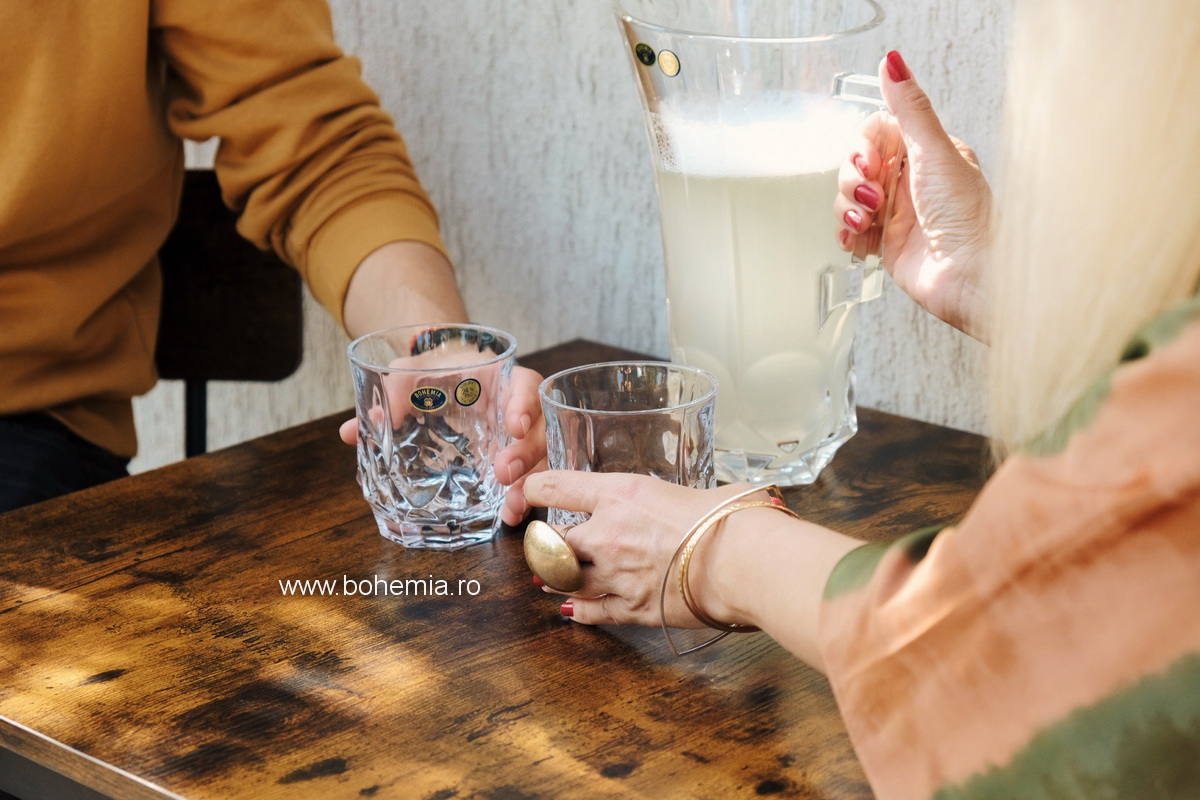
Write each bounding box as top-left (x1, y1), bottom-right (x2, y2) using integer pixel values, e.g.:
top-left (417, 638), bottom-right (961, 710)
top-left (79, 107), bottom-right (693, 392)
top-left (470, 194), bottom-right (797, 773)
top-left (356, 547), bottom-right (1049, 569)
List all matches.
top-left (659, 485), bottom-right (798, 656)
top-left (679, 488), bottom-right (799, 632)
top-left (677, 500), bottom-right (775, 631)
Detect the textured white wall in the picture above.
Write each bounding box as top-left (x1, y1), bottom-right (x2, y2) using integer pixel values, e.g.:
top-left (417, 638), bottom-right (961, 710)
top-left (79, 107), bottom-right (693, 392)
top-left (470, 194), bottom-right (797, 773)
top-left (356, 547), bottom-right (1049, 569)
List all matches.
top-left (131, 0), bottom-right (1012, 474)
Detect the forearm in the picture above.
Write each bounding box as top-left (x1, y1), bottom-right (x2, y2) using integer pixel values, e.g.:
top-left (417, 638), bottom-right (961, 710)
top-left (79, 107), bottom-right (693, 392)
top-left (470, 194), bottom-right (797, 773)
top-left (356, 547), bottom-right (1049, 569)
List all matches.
top-left (342, 241), bottom-right (469, 339)
top-left (692, 508), bottom-right (862, 673)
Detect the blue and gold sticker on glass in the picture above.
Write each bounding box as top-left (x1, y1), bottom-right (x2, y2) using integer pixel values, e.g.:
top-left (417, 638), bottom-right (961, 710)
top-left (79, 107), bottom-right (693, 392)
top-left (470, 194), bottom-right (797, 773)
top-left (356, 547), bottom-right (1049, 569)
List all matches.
top-left (410, 386), bottom-right (449, 412)
top-left (635, 42), bottom-right (656, 67)
top-left (455, 378), bottom-right (482, 407)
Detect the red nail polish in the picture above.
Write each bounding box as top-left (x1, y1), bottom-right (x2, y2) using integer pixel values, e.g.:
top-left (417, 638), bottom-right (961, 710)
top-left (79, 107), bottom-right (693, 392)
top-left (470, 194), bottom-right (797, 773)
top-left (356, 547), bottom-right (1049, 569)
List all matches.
top-left (844, 209), bottom-right (863, 230)
top-left (853, 154), bottom-right (869, 177)
top-left (532, 575), bottom-right (544, 587)
top-left (838, 228), bottom-right (851, 248)
top-left (854, 184), bottom-right (881, 211)
top-left (886, 50), bottom-right (910, 83)
top-left (560, 601), bottom-right (574, 617)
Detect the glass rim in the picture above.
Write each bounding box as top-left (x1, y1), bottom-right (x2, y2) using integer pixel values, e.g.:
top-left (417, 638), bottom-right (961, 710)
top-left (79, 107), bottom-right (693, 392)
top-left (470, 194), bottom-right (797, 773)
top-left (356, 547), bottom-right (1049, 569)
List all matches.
top-left (614, 0), bottom-right (884, 45)
top-left (347, 323), bottom-right (517, 373)
top-left (538, 360), bottom-right (719, 417)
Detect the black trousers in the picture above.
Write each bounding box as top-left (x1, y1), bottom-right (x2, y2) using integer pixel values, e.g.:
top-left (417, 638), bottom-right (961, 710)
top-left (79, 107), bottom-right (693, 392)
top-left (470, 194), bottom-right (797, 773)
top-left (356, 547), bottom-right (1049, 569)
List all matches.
top-left (0, 413), bottom-right (129, 514)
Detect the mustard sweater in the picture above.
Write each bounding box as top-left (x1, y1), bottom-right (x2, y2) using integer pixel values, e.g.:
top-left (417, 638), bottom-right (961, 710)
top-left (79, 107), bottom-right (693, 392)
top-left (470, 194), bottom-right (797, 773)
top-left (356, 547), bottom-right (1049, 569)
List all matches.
top-left (0, 1), bottom-right (447, 457)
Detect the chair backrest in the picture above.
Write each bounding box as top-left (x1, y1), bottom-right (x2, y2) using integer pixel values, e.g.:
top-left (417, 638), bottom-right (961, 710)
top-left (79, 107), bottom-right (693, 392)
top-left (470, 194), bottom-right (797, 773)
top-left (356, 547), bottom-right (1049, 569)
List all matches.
top-left (155, 169), bottom-right (303, 456)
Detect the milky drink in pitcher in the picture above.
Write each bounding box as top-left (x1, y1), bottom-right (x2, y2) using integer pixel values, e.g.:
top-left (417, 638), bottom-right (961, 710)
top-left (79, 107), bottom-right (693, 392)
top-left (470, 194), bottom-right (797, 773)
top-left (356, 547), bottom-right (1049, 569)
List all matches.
top-left (650, 97), bottom-right (867, 484)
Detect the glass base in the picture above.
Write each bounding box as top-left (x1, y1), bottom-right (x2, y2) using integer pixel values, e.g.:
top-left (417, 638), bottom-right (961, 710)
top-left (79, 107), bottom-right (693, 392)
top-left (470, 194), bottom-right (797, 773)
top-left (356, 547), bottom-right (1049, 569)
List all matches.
top-left (371, 508), bottom-right (501, 550)
top-left (714, 415), bottom-right (857, 487)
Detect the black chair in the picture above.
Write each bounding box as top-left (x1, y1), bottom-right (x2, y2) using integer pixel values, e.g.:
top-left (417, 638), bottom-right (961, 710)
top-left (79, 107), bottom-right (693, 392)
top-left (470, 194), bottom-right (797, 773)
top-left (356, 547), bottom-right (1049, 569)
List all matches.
top-left (155, 169), bottom-right (304, 457)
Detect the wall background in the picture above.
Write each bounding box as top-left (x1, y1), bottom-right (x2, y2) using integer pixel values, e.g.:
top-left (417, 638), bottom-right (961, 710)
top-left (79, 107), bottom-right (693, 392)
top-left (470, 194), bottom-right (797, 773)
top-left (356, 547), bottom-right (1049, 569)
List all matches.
top-left (132, 0), bottom-right (1012, 474)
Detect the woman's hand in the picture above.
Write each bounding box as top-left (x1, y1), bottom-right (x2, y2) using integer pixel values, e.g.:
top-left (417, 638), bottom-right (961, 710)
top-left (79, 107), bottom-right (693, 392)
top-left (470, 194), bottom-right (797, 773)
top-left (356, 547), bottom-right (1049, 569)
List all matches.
top-left (522, 471), bottom-right (751, 628)
top-left (835, 51), bottom-right (993, 341)
top-left (523, 471), bottom-right (863, 671)
top-left (339, 364), bottom-right (547, 527)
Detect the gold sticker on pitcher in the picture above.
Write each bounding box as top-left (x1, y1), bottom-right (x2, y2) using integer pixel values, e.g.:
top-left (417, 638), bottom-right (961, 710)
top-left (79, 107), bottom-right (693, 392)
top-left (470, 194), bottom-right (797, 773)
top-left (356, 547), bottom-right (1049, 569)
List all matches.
top-left (455, 378), bottom-right (482, 407)
top-left (658, 50), bottom-right (680, 77)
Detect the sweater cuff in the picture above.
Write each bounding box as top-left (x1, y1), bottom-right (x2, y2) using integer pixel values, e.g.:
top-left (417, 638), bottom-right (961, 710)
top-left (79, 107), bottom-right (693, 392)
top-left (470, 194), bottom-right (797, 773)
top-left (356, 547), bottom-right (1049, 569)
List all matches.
top-left (304, 190), bottom-right (449, 329)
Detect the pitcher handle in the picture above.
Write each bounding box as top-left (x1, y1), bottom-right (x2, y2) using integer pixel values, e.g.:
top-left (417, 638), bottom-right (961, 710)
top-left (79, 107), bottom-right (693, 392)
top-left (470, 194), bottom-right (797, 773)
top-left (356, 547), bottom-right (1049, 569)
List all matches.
top-left (820, 72), bottom-right (906, 328)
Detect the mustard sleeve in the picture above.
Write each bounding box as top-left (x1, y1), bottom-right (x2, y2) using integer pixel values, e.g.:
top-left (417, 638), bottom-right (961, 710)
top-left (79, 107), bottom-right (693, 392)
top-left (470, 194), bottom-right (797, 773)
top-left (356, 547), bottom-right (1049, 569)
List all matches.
top-left (151, 0), bottom-right (448, 327)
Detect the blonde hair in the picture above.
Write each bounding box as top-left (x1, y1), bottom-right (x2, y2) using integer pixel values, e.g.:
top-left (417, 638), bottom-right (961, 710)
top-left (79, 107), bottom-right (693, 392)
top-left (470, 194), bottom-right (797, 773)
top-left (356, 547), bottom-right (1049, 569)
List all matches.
top-left (989, 0), bottom-right (1200, 455)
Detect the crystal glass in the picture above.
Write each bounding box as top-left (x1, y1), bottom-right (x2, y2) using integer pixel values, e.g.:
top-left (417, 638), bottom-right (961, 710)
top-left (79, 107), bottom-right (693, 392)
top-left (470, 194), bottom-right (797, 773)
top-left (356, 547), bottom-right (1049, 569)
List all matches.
top-left (539, 361), bottom-right (717, 526)
top-left (348, 324), bottom-right (515, 549)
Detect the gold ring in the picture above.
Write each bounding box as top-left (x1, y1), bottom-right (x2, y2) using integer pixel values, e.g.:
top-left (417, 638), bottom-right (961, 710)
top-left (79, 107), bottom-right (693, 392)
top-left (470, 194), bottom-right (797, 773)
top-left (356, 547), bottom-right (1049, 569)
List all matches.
top-left (523, 520), bottom-right (583, 592)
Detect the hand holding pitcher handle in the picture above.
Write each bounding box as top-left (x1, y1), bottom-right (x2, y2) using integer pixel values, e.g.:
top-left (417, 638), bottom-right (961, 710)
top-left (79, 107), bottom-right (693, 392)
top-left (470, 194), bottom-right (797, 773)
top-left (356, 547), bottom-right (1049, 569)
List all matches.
top-left (836, 51), bottom-right (993, 342)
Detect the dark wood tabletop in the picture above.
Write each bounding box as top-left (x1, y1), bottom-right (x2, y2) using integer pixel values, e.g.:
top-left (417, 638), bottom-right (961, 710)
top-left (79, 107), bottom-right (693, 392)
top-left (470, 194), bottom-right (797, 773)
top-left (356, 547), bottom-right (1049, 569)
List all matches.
top-left (0, 339), bottom-right (990, 800)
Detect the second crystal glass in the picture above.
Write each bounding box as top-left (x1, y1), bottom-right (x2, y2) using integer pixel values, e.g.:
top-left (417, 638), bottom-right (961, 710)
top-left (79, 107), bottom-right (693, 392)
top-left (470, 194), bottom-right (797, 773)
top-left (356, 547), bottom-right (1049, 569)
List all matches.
top-left (539, 361), bottom-right (717, 526)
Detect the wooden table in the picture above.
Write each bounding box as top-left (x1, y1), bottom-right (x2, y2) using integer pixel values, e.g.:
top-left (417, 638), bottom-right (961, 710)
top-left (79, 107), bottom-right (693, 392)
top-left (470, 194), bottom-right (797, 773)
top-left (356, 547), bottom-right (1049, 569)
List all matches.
top-left (0, 340), bottom-right (989, 800)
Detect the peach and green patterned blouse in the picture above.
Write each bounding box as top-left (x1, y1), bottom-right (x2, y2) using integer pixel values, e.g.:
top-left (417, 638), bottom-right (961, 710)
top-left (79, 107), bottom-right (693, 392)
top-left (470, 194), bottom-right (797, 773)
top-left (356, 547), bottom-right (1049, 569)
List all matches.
top-left (819, 296), bottom-right (1200, 799)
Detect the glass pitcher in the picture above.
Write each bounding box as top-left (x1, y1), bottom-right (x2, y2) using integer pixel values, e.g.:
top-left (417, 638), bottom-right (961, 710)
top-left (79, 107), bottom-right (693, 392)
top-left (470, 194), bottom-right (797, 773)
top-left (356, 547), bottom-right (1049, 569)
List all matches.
top-left (614, 0), bottom-right (900, 485)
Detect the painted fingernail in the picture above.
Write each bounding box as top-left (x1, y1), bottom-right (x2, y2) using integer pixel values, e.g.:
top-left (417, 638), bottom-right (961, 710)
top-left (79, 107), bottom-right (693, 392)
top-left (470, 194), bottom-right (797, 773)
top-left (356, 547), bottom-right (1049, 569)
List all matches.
top-left (844, 209), bottom-right (864, 231)
top-left (854, 184), bottom-right (881, 211)
top-left (519, 414), bottom-right (532, 437)
top-left (533, 574), bottom-right (544, 587)
top-left (560, 601), bottom-right (574, 617)
top-left (886, 50), bottom-right (910, 83)
top-left (853, 154), bottom-right (869, 176)
top-left (838, 228), bottom-right (851, 248)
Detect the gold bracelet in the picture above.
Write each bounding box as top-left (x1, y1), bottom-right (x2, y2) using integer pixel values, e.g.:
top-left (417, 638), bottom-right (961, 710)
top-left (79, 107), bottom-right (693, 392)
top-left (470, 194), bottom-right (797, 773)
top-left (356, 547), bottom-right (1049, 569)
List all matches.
top-left (677, 500), bottom-right (775, 631)
top-left (680, 488), bottom-right (799, 631)
top-left (659, 485), bottom-right (798, 656)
